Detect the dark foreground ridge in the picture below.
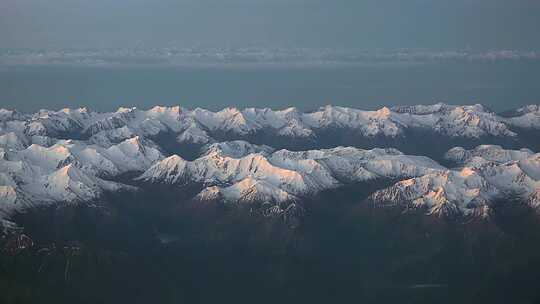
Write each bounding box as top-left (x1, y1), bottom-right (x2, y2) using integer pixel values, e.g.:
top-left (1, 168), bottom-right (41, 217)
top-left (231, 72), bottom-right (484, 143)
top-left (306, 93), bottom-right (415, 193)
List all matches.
top-left (2, 187), bottom-right (540, 304)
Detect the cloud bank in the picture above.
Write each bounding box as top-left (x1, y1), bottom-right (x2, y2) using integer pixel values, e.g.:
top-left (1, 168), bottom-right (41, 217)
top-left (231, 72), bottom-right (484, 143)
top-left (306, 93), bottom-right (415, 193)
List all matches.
top-left (0, 48), bottom-right (538, 67)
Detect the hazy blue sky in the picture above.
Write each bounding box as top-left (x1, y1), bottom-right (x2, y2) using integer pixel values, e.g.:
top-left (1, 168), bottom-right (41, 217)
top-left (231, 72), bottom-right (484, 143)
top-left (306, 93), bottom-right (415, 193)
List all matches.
top-left (1, 0), bottom-right (539, 50)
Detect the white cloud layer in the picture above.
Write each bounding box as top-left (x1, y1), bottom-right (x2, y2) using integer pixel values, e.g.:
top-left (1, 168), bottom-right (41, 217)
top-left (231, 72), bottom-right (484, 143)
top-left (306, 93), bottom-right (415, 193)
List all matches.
top-left (1, 48), bottom-right (538, 67)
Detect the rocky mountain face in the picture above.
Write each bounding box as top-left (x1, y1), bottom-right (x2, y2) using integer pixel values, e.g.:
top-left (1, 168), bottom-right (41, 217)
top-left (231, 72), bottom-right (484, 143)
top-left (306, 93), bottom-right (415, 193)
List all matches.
top-left (1, 103), bottom-right (539, 229)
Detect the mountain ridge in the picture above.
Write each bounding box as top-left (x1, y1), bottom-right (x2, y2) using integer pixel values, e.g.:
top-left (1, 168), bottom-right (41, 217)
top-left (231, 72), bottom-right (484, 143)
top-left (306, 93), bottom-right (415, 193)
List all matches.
top-left (1, 103), bottom-right (539, 230)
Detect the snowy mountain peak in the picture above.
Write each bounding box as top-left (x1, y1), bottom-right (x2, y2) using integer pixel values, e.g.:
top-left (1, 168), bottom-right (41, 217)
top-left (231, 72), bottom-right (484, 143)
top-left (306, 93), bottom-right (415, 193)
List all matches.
top-left (391, 103), bottom-right (449, 114)
top-left (40, 163), bottom-right (127, 203)
top-left (116, 107), bottom-right (137, 114)
top-left (445, 145), bottom-right (535, 167)
top-left (59, 107), bottom-right (91, 116)
top-left (138, 154), bottom-right (188, 184)
top-left (104, 136), bottom-right (163, 172)
top-left (147, 105), bottom-right (181, 115)
top-left (124, 135), bottom-right (143, 147)
top-left (504, 104), bottom-right (540, 129)
top-left (195, 186), bottom-right (225, 202)
top-left (375, 106), bottom-right (392, 117)
top-left (145, 106), bottom-right (183, 127)
top-left (201, 140), bottom-right (274, 158)
top-left (196, 176), bottom-right (297, 205)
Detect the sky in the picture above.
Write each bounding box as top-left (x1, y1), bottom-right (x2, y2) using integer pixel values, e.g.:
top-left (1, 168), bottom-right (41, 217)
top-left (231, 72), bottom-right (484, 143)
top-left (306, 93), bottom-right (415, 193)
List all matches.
top-left (1, 0), bottom-right (539, 50)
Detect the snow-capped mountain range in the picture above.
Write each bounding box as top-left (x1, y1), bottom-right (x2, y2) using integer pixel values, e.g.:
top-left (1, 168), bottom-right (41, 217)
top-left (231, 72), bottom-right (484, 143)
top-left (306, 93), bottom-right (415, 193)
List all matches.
top-left (1, 103), bottom-right (538, 146)
top-left (139, 146), bottom-right (444, 204)
top-left (370, 145), bottom-right (540, 218)
top-left (0, 103), bottom-right (539, 227)
top-left (0, 136), bottom-right (162, 217)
